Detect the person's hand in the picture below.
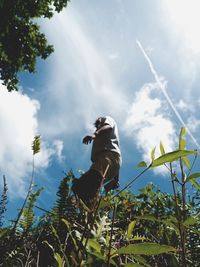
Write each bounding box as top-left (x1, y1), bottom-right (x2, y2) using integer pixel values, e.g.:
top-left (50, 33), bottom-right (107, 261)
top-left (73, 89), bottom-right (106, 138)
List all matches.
top-left (82, 135), bottom-right (95, 144)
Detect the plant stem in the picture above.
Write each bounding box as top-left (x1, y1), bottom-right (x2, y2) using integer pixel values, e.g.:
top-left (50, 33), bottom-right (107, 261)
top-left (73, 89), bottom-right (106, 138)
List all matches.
top-left (112, 165), bottom-right (151, 200)
top-left (180, 159), bottom-right (187, 267)
top-left (11, 155), bottom-right (35, 233)
top-left (170, 163), bottom-right (187, 267)
top-left (106, 203), bottom-right (117, 267)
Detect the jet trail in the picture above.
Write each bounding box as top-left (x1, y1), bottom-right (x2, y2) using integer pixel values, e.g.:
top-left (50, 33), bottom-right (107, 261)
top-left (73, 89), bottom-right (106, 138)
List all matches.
top-left (137, 40), bottom-right (200, 150)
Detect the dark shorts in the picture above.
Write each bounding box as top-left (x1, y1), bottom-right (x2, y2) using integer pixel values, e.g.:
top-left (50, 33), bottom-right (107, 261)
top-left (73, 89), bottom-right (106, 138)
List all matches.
top-left (90, 151), bottom-right (121, 181)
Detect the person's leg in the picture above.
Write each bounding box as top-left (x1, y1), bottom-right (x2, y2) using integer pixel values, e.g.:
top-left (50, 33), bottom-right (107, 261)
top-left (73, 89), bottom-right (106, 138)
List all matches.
top-left (71, 169), bottom-right (103, 204)
top-left (71, 152), bottom-right (121, 203)
top-left (104, 174), bottom-right (119, 192)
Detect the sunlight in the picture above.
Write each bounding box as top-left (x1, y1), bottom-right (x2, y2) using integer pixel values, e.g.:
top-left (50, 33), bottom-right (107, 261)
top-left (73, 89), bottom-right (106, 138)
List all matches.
top-left (164, 0), bottom-right (200, 53)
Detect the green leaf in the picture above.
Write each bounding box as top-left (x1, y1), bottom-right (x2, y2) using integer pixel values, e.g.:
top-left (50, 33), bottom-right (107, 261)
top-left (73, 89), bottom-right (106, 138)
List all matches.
top-left (99, 198), bottom-right (112, 209)
top-left (189, 228), bottom-right (200, 235)
top-left (189, 179), bottom-right (200, 190)
top-left (132, 255), bottom-right (151, 267)
top-left (112, 243), bottom-right (176, 256)
top-left (93, 252), bottom-right (117, 267)
top-left (132, 234), bottom-right (147, 242)
top-left (135, 215), bottom-right (158, 222)
top-left (54, 252), bottom-right (63, 267)
top-left (151, 146), bottom-right (156, 162)
top-left (137, 161), bottom-right (147, 168)
top-left (127, 220), bottom-right (137, 239)
top-left (135, 215), bottom-right (179, 234)
top-left (87, 251), bottom-right (105, 261)
top-left (42, 240), bottom-right (54, 252)
top-left (182, 157), bottom-right (190, 169)
top-left (0, 229), bottom-right (9, 238)
top-left (183, 216), bottom-right (198, 227)
top-left (179, 127), bottom-right (186, 150)
top-left (124, 263), bottom-right (143, 267)
top-left (32, 135), bottom-right (41, 155)
top-left (87, 239), bottom-right (101, 253)
top-left (61, 218), bottom-right (71, 229)
top-left (160, 142), bottom-right (165, 155)
top-left (151, 150), bottom-right (196, 167)
top-left (51, 225), bottom-right (59, 240)
top-left (185, 172), bottom-right (200, 182)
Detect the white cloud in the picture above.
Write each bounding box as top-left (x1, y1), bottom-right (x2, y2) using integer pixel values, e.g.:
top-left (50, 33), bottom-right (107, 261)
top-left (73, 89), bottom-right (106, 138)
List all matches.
top-left (176, 99), bottom-right (194, 112)
top-left (186, 116), bottom-right (200, 133)
top-left (161, 0), bottom-right (200, 94)
top-left (108, 53), bottom-right (119, 60)
top-left (124, 83), bottom-right (176, 168)
top-left (40, 8), bottom-right (128, 137)
top-left (163, 0), bottom-right (200, 55)
top-left (0, 83), bottom-right (64, 198)
top-left (35, 139), bottom-right (65, 167)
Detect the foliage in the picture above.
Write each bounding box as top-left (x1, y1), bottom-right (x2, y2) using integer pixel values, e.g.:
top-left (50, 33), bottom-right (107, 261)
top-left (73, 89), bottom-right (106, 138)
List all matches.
top-left (0, 0), bottom-right (70, 91)
top-left (0, 128), bottom-right (200, 266)
top-left (32, 135), bottom-right (41, 155)
top-left (19, 187), bottom-right (43, 233)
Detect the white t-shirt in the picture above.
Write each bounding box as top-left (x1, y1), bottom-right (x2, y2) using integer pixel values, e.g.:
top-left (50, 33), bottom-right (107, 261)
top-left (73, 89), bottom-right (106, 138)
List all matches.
top-left (91, 116), bottom-right (121, 162)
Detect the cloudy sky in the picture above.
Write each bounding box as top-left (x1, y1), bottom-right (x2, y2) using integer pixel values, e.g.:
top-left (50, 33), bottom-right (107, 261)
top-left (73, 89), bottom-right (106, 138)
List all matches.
top-left (1, 0), bottom-right (200, 220)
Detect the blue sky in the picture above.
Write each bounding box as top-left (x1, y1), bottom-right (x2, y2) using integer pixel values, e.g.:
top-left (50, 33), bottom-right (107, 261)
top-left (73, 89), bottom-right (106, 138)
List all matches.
top-left (1, 0), bottom-right (200, 221)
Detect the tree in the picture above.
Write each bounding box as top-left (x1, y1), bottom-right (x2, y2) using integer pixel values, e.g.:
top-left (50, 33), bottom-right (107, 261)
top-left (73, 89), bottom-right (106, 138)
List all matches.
top-left (0, 0), bottom-right (70, 91)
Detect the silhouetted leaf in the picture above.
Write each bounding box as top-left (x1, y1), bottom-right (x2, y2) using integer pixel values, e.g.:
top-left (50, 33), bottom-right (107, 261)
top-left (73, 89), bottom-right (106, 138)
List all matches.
top-left (127, 220), bottom-right (137, 239)
top-left (151, 150), bottom-right (196, 167)
top-left (151, 146), bottom-right (156, 162)
top-left (160, 142), bottom-right (165, 155)
top-left (113, 243), bottom-right (176, 256)
top-left (137, 161), bottom-right (147, 168)
top-left (179, 127), bottom-right (186, 150)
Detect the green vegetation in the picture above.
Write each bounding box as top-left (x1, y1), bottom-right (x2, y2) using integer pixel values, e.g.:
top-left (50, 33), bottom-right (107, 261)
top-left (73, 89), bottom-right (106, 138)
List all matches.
top-left (0, 128), bottom-right (200, 266)
top-left (0, 0), bottom-right (70, 91)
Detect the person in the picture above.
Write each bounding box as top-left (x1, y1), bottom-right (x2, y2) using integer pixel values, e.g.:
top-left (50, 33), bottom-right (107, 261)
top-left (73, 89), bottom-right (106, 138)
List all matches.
top-left (71, 116), bottom-right (122, 206)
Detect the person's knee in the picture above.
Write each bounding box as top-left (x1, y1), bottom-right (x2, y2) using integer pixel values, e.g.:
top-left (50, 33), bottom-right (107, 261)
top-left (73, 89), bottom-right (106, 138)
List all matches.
top-left (71, 169), bottom-right (103, 200)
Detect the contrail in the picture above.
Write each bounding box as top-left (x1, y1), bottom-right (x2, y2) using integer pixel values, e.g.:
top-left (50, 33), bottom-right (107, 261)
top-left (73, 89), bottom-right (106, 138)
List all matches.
top-left (136, 40), bottom-right (200, 151)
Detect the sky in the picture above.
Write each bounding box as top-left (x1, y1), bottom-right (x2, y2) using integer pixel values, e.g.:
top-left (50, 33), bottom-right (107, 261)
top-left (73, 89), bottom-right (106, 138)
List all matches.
top-left (1, 0), bottom-right (200, 221)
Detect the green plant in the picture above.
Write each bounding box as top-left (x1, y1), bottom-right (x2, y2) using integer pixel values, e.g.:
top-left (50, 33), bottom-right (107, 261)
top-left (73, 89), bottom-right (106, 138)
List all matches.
top-left (0, 128), bottom-right (199, 267)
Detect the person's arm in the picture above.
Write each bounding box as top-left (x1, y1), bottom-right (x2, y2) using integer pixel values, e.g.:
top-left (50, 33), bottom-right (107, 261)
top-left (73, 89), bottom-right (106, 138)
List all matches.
top-left (95, 124), bottom-right (111, 135)
top-left (82, 123), bottom-right (112, 144)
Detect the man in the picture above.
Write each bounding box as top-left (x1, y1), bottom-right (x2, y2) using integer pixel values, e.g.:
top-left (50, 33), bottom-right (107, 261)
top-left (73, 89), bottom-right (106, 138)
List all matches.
top-left (72, 116), bottom-right (122, 206)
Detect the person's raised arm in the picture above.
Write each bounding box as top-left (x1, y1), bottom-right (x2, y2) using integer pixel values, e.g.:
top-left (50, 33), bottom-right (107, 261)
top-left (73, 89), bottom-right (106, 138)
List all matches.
top-left (94, 124), bottom-right (112, 136)
top-left (82, 123), bottom-right (112, 145)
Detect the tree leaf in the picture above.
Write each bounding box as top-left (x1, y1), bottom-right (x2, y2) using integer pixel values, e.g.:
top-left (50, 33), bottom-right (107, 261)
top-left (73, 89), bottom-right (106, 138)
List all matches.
top-left (127, 220), bottom-right (137, 240)
top-left (42, 240), bottom-right (54, 252)
top-left (179, 127), bottom-right (186, 150)
top-left (112, 243), bottom-right (176, 256)
top-left (160, 142), bottom-right (165, 155)
top-left (32, 135), bottom-right (41, 155)
top-left (132, 234), bottom-right (147, 242)
top-left (87, 239), bottom-right (101, 253)
top-left (185, 172), bottom-right (200, 182)
top-left (99, 198), bottom-right (112, 209)
top-left (135, 215), bottom-right (158, 222)
top-left (124, 263), bottom-right (143, 267)
top-left (132, 255), bottom-right (151, 267)
top-left (151, 150), bottom-right (196, 167)
top-left (151, 146), bottom-right (156, 162)
top-left (183, 216), bottom-right (198, 227)
top-left (189, 179), bottom-right (200, 190)
top-left (135, 215), bottom-right (179, 234)
top-left (137, 161), bottom-right (147, 168)
top-left (54, 252), bottom-right (63, 267)
top-left (61, 218), bottom-right (71, 229)
top-left (182, 157), bottom-right (190, 169)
